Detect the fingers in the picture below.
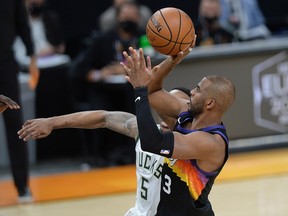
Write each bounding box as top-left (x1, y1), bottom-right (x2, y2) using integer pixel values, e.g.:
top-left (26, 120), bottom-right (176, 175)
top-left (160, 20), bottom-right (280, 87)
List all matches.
top-left (123, 51), bottom-right (134, 69)
top-left (120, 61), bottom-right (131, 76)
top-left (21, 119), bottom-right (33, 128)
top-left (18, 124), bottom-right (32, 141)
top-left (18, 120), bottom-right (40, 141)
top-left (138, 48), bottom-right (146, 70)
top-left (121, 47), bottom-right (140, 74)
top-left (170, 36), bottom-right (197, 64)
top-left (18, 128), bottom-right (32, 141)
top-left (130, 47), bottom-right (140, 68)
top-left (5, 100), bottom-right (20, 110)
top-left (18, 126), bottom-right (46, 141)
top-left (0, 96), bottom-right (20, 110)
top-left (191, 34), bottom-right (197, 48)
top-left (146, 56), bottom-right (151, 70)
top-left (10, 102), bottom-right (20, 110)
top-left (121, 47), bottom-right (151, 87)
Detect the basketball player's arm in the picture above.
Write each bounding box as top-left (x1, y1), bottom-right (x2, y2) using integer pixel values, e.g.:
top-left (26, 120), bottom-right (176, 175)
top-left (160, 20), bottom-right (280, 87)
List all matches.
top-left (135, 87), bottom-right (225, 169)
top-left (18, 111), bottom-right (138, 141)
top-left (122, 47), bottom-right (190, 119)
top-left (148, 37), bottom-right (196, 117)
top-left (148, 34), bottom-right (196, 94)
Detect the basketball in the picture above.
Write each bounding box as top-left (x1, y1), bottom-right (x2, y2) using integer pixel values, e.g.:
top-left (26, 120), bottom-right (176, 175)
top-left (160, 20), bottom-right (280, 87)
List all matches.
top-left (146, 7), bottom-right (195, 56)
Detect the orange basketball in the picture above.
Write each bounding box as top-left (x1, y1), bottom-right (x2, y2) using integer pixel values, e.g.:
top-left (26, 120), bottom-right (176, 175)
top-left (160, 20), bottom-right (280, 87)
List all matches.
top-left (146, 7), bottom-right (195, 56)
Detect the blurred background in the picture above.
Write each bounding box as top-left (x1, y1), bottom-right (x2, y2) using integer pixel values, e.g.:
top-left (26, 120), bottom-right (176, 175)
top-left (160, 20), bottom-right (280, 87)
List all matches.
top-left (46, 0), bottom-right (288, 59)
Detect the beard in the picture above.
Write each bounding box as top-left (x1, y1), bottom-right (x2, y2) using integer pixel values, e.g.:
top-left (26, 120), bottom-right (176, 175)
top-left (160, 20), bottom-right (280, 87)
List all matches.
top-left (188, 100), bottom-right (204, 117)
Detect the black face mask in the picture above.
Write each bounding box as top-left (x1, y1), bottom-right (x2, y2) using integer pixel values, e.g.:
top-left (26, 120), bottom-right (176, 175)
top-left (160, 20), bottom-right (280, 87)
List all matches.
top-left (204, 16), bottom-right (218, 25)
top-left (28, 4), bottom-right (45, 17)
top-left (119, 20), bottom-right (138, 33)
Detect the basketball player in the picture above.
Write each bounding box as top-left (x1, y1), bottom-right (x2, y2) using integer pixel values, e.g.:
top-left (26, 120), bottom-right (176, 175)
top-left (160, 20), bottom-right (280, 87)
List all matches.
top-left (121, 47), bottom-right (236, 215)
top-left (18, 88), bottom-right (190, 216)
top-left (0, 95), bottom-right (20, 113)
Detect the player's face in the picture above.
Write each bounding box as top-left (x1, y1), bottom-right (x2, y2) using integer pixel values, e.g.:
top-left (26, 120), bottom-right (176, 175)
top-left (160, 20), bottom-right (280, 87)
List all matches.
top-left (188, 77), bottom-right (211, 116)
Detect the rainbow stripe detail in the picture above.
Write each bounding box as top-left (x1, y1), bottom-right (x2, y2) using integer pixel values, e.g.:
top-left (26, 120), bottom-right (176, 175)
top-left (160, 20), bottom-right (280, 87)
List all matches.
top-left (165, 158), bottom-right (209, 200)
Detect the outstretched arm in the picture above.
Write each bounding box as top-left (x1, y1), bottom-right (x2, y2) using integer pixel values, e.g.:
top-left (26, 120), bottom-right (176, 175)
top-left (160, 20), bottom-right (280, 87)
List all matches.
top-left (18, 111), bottom-right (138, 141)
top-left (148, 36), bottom-right (196, 118)
top-left (122, 46), bottom-right (193, 120)
top-left (0, 95), bottom-right (20, 113)
top-left (149, 35), bottom-right (196, 93)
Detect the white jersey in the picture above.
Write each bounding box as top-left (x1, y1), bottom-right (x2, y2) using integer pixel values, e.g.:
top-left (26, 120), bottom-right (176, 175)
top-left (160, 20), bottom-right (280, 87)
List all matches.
top-left (124, 136), bottom-right (164, 216)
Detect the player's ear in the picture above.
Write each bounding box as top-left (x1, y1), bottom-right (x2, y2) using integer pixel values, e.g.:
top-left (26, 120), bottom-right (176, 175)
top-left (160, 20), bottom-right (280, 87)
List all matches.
top-left (206, 98), bottom-right (216, 109)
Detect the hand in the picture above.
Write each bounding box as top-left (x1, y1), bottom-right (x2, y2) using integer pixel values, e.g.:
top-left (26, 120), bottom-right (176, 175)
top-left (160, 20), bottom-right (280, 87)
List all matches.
top-left (120, 47), bottom-right (154, 88)
top-left (18, 118), bottom-right (53, 141)
top-left (169, 34), bottom-right (197, 66)
top-left (28, 56), bottom-right (40, 90)
top-left (0, 95), bottom-right (20, 113)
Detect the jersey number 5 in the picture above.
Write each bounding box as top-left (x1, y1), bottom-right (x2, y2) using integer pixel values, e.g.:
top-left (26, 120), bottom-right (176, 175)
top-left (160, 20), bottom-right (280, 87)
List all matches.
top-left (141, 177), bottom-right (149, 200)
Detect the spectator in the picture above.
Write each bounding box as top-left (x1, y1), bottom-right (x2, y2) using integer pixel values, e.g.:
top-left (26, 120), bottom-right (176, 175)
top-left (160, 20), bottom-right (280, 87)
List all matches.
top-left (69, 1), bottom-right (144, 167)
top-left (0, 0), bottom-right (39, 203)
top-left (196, 0), bottom-right (234, 46)
top-left (219, 0), bottom-right (271, 41)
top-left (99, 0), bottom-right (152, 33)
top-left (14, 0), bottom-right (65, 64)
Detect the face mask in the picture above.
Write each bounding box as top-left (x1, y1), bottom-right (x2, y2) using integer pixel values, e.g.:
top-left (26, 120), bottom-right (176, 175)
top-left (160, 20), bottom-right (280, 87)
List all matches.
top-left (119, 20), bottom-right (138, 33)
top-left (28, 4), bottom-right (45, 17)
top-left (204, 16), bottom-right (218, 25)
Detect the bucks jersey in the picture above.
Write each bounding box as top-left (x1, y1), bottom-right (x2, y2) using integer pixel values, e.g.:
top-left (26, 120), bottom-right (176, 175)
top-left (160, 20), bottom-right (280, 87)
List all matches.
top-left (125, 136), bottom-right (164, 216)
top-left (156, 111), bottom-right (229, 216)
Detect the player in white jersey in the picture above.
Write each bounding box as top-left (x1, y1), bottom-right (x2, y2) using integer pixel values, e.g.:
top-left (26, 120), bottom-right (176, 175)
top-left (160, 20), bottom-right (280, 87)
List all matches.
top-left (125, 87), bottom-right (190, 216)
top-left (124, 136), bottom-right (163, 216)
top-left (18, 88), bottom-right (190, 216)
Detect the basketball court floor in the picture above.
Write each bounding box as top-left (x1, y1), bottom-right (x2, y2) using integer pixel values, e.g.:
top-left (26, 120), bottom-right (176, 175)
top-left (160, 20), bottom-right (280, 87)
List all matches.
top-left (0, 147), bottom-right (288, 216)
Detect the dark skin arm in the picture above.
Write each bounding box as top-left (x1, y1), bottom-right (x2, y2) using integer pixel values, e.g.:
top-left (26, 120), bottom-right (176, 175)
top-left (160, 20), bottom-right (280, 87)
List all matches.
top-left (18, 111), bottom-right (138, 141)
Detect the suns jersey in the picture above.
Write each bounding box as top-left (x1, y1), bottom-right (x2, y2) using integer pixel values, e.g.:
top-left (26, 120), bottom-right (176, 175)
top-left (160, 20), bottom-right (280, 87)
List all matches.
top-left (156, 111), bottom-right (229, 216)
top-left (125, 134), bottom-right (164, 216)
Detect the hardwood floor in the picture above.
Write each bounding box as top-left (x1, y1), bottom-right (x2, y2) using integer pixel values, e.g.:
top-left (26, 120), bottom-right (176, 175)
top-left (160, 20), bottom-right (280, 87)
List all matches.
top-left (0, 147), bottom-right (288, 215)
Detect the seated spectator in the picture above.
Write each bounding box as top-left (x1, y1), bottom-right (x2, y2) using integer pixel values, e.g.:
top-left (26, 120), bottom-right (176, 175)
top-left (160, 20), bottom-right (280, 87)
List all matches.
top-left (219, 0), bottom-right (271, 42)
top-left (14, 0), bottom-right (65, 64)
top-left (196, 0), bottom-right (234, 46)
top-left (99, 0), bottom-right (152, 33)
top-left (69, 1), bottom-right (145, 166)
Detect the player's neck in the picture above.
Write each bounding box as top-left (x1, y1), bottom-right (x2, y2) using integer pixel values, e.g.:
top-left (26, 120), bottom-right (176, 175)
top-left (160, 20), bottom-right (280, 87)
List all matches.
top-left (191, 113), bottom-right (222, 130)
